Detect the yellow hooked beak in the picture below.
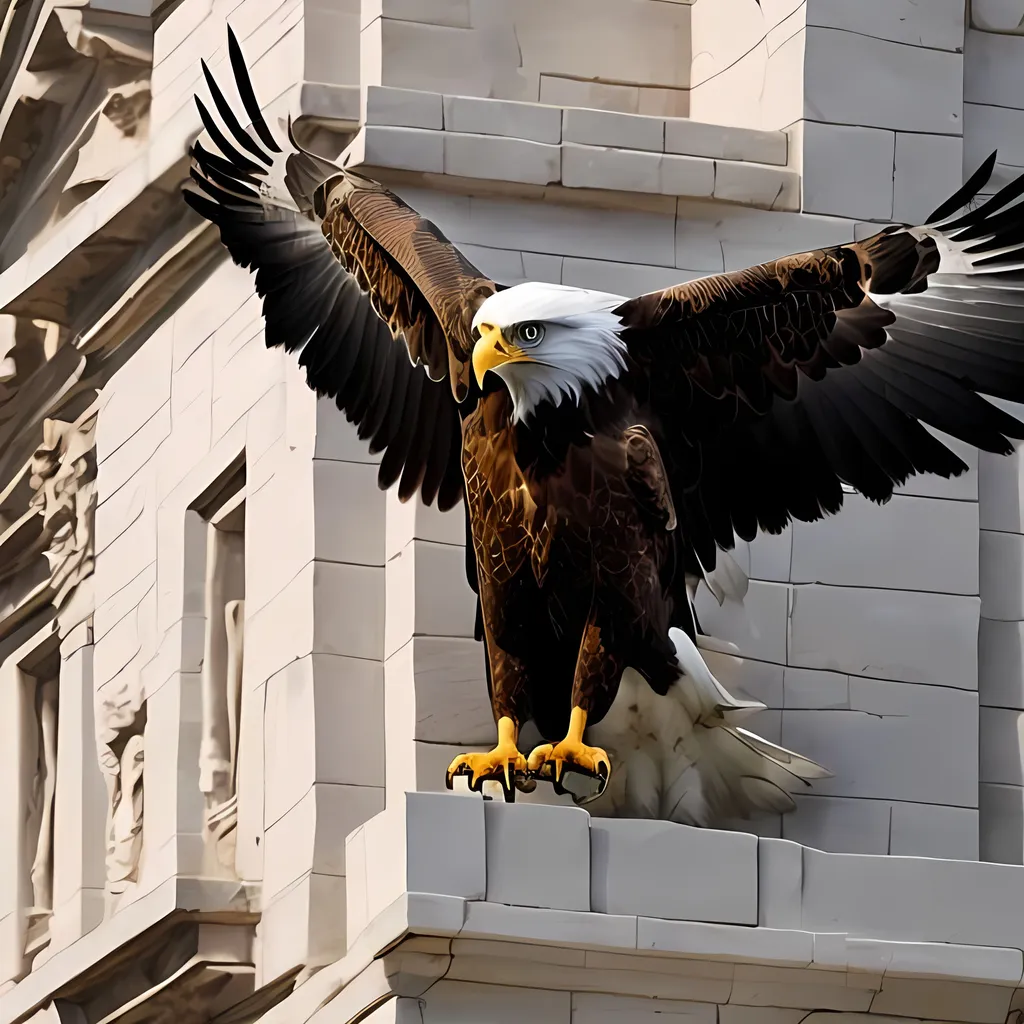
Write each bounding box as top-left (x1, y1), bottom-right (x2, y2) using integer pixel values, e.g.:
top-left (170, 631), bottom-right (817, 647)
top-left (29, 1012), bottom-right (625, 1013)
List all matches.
top-left (472, 323), bottom-right (533, 388)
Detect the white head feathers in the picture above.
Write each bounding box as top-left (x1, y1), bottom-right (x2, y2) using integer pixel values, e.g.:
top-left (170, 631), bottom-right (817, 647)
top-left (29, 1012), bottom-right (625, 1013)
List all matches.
top-left (472, 282), bottom-right (630, 423)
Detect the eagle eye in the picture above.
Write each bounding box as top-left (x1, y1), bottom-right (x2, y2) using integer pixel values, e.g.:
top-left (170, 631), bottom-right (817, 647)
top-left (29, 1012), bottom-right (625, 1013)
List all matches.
top-left (515, 322), bottom-right (545, 347)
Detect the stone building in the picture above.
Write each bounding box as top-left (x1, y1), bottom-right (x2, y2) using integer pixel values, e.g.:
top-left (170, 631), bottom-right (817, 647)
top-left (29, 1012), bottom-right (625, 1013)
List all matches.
top-left (1, 0), bottom-right (1024, 1021)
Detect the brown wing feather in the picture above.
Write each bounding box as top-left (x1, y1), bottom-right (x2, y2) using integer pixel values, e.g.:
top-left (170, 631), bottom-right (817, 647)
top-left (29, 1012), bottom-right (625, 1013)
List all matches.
top-left (619, 243), bottom-right (898, 405)
top-left (336, 177), bottom-right (496, 400)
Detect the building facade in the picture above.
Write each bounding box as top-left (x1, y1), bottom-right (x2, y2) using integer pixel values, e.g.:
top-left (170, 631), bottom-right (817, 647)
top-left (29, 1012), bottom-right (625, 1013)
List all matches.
top-left (2, 1), bottom-right (1024, 1021)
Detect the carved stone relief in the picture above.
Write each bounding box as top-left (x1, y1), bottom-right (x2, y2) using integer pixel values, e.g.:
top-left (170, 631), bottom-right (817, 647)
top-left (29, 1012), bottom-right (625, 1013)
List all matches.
top-left (0, 633), bottom-right (63, 984)
top-left (96, 687), bottom-right (145, 912)
top-left (198, 519), bottom-right (245, 879)
top-left (22, 671), bottom-right (58, 964)
top-left (0, 3), bottom-right (154, 269)
top-left (29, 398), bottom-right (98, 634)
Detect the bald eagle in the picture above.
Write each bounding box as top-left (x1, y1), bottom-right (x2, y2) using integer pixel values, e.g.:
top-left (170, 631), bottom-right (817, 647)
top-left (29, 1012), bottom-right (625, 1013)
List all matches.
top-left (186, 29), bottom-right (1024, 826)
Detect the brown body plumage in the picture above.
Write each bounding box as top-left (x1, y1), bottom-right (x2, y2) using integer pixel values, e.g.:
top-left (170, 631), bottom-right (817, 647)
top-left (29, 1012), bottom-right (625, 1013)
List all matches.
top-left (185, 29), bottom-right (1024, 820)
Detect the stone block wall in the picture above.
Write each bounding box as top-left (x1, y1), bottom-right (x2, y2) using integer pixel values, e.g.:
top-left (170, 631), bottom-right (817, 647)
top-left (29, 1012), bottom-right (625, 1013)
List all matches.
top-left (150, 0), bottom-right (312, 139)
top-left (359, 0), bottom-right (692, 115)
top-left (978, 408), bottom-right (1024, 863)
top-left (689, 0), bottom-right (806, 132)
top-left (697, 472), bottom-right (981, 859)
top-left (691, 0), bottom-right (965, 224)
top-left (965, 1), bottom-right (1024, 196)
top-left (88, 251), bottom-right (386, 984)
top-left (963, 3), bottom-right (1024, 863)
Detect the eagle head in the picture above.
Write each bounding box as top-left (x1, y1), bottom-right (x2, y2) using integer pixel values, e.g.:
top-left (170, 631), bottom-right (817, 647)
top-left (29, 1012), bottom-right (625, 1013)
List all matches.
top-left (471, 281), bottom-right (629, 422)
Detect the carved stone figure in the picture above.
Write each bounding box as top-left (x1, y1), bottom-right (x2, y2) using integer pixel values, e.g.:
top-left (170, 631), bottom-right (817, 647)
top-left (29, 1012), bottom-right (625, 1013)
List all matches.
top-left (29, 400), bottom-right (98, 634)
top-left (23, 676), bottom-right (58, 961)
top-left (96, 691), bottom-right (145, 910)
top-left (198, 523), bottom-right (245, 878)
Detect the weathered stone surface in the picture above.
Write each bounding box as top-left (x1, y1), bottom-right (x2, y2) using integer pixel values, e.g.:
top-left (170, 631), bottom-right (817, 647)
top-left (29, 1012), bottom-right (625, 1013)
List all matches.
top-left (562, 108), bottom-right (665, 152)
top-left (801, 121), bottom-right (895, 221)
top-left (485, 802), bottom-right (591, 912)
top-left (808, 0), bottom-right (966, 51)
top-left (714, 161), bottom-right (800, 211)
top-left (365, 85), bottom-right (443, 129)
top-left (892, 131), bottom-right (964, 225)
top-left (789, 493), bottom-right (978, 596)
top-left (788, 584), bottom-right (979, 688)
top-left (664, 119), bottom-right (787, 165)
top-left (590, 818), bottom-right (757, 923)
top-left (443, 95), bottom-right (561, 143)
top-left (443, 133), bottom-right (561, 186)
top-left (561, 143), bottom-right (662, 195)
top-left (805, 27), bottom-right (964, 135)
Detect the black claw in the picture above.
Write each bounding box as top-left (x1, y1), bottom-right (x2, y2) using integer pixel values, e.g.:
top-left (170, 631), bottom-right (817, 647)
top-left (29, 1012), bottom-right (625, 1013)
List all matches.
top-left (445, 762), bottom-right (524, 802)
top-left (532, 759), bottom-right (611, 804)
top-left (515, 775), bottom-right (537, 794)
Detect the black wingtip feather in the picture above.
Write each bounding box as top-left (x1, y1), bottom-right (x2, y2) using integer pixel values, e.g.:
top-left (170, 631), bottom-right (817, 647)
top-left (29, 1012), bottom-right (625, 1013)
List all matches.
top-left (194, 95), bottom-right (265, 176)
top-left (192, 150), bottom-right (261, 201)
top-left (182, 183), bottom-right (221, 222)
top-left (192, 139), bottom-right (262, 189)
top-left (946, 167), bottom-right (1024, 238)
top-left (926, 151), bottom-right (998, 226)
top-left (200, 57), bottom-right (273, 168)
top-left (226, 25), bottom-right (282, 154)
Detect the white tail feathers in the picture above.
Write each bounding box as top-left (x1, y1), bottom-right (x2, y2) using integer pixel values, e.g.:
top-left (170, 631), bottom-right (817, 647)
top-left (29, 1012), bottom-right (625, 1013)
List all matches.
top-left (666, 627), bottom-right (831, 822)
top-left (672, 628), bottom-right (764, 724)
top-left (586, 627), bottom-right (830, 827)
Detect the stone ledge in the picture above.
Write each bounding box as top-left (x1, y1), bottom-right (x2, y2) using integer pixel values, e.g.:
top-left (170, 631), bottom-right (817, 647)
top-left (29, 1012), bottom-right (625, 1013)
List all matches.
top-left (325, 792), bottom-right (1024, 1024)
top-left (258, 880), bottom-right (1024, 1024)
top-left (348, 794), bottom-right (1024, 954)
top-left (350, 87), bottom-right (798, 213)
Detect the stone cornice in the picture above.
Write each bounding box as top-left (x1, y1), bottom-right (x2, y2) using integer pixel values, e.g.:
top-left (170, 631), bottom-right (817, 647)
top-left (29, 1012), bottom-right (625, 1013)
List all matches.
top-left (342, 87), bottom-right (799, 215)
top-left (0, 0), bottom-right (154, 272)
top-left (0, 877), bottom-right (257, 1024)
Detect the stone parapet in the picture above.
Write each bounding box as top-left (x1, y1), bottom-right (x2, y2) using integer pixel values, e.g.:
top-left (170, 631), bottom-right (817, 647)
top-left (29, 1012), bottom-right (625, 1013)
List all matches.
top-left (260, 792), bottom-right (1024, 1024)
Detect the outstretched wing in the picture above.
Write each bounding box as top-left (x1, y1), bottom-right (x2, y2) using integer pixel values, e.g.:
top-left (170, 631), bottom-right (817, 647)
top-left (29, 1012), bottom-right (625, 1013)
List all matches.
top-left (182, 27), bottom-right (499, 510)
top-left (615, 154), bottom-right (1024, 567)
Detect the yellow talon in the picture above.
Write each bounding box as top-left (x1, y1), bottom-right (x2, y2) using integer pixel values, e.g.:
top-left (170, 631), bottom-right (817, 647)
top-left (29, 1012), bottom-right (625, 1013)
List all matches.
top-left (446, 716), bottom-right (528, 795)
top-left (527, 707), bottom-right (612, 785)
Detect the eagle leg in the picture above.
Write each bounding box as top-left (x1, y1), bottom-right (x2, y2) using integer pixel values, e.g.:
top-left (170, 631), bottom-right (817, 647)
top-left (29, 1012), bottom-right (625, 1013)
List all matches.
top-left (446, 587), bottom-right (533, 799)
top-left (526, 620), bottom-right (615, 804)
top-left (446, 716), bottom-right (529, 801)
